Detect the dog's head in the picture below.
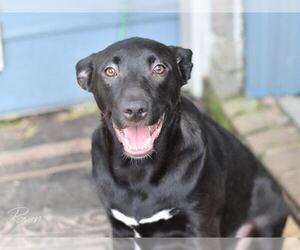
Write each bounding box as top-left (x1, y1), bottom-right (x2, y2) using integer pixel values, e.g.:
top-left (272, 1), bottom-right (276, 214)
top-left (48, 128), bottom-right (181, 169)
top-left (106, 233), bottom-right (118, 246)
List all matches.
top-left (76, 37), bottom-right (193, 159)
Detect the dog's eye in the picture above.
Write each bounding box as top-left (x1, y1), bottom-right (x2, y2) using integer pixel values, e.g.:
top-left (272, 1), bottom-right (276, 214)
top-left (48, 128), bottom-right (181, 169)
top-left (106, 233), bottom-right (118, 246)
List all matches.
top-left (152, 64), bottom-right (166, 75)
top-left (104, 66), bottom-right (118, 77)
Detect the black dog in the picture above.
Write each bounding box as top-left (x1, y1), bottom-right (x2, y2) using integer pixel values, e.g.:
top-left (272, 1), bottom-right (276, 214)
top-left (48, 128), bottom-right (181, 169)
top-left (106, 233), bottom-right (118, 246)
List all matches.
top-left (75, 37), bottom-right (288, 240)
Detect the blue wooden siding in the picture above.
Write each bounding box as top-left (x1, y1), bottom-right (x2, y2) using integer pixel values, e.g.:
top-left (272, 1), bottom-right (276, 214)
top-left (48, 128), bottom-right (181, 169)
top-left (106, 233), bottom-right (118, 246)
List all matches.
top-left (0, 9), bottom-right (179, 115)
top-left (245, 13), bottom-right (300, 96)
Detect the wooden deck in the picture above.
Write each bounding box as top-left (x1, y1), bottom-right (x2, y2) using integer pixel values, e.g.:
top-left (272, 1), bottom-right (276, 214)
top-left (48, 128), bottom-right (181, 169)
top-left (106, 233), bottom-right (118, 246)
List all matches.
top-left (0, 104), bottom-right (111, 239)
top-left (0, 102), bottom-right (299, 249)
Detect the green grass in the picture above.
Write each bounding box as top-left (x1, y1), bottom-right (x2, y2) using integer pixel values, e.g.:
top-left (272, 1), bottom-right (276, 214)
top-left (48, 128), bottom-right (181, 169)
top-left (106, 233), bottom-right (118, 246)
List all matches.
top-left (204, 84), bottom-right (233, 132)
top-left (0, 118), bottom-right (22, 129)
top-left (24, 125), bottom-right (40, 138)
top-left (66, 102), bottom-right (98, 120)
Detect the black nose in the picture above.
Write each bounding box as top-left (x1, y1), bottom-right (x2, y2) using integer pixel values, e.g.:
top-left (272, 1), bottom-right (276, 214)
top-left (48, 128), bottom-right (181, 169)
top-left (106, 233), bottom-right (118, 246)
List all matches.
top-left (123, 100), bottom-right (148, 122)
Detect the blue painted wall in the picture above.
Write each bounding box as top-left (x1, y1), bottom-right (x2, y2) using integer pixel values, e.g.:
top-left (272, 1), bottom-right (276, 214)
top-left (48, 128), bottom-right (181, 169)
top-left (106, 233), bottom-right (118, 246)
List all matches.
top-left (245, 13), bottom-right (300, 96)
top-left (0, 10), bottom-right (179, 115)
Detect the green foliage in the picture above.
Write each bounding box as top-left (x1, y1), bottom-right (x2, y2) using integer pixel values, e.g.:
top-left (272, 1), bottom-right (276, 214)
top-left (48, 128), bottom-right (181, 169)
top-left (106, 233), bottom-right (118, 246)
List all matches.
top-left (204, 85), bottom-right (233, 131)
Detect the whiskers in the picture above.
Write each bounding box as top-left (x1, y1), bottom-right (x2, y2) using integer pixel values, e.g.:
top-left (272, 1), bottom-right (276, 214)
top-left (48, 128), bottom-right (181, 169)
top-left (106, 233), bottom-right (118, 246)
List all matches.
top-left (121, 150), bottom-right (155, 165)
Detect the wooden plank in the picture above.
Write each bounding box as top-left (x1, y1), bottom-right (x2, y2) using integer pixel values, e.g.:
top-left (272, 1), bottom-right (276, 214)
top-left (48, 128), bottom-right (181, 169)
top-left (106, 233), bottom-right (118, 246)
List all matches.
top-left (0, 160), bottom-right (90, 183)
top-left (283, 217), bottom-right (300, 237)
top-left (263, 143), bottom-right (300, 176)
top-left (0, 138), bottom-right (90, 167)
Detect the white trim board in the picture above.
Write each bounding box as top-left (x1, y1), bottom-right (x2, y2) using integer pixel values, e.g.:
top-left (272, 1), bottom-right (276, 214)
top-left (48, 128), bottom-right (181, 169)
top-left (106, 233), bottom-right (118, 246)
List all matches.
top-left (180, 0), bottom-right (212, 98)
top-left (0, 24), bottom-right (4, 72)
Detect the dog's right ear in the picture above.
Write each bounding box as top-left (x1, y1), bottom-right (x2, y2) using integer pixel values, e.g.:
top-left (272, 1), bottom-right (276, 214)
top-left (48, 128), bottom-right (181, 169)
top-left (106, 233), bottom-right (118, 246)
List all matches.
top-left (75, 54), bottom-right (95, 92)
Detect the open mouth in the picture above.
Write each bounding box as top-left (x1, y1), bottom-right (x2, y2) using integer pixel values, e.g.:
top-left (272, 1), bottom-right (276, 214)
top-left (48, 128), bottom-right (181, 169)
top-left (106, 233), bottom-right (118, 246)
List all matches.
top-left (113, 114), bottom-right (165, 159)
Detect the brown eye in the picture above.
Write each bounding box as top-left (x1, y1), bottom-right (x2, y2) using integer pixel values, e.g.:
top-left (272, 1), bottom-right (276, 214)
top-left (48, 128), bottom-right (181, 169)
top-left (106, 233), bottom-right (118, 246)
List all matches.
top-left (104, 66), bottom-right (118, 77)
top-left (152, 64), bottom-right (166, 75)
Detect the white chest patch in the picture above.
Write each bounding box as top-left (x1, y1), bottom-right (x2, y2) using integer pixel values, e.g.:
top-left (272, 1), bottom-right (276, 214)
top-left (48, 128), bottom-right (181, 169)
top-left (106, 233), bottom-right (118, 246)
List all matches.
top-left (139, 209), bottom-right (175, 224)
top-left (111, 209), bottom-right (139, 227)
top-left (111, 208), bottom-right (176, 228)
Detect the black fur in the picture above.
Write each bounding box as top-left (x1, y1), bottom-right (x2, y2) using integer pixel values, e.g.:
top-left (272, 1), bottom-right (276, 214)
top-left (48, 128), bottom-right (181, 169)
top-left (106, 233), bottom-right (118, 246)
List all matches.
top-left (76, 37), bottom-right (288, 239)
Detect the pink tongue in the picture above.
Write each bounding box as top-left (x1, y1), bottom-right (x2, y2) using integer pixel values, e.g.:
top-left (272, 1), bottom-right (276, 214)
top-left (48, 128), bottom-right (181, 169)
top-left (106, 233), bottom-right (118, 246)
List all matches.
top-left (123, 126), bottom-right (151, 147)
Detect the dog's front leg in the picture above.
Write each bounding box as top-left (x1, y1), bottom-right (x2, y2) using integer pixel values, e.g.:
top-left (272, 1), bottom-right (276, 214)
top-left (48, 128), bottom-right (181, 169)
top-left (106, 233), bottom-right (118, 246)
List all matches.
top-left (109, 216), bottom-right (142, 250)
top-left (194, 216), bottom-right (222, 250)
top-left (109, 214), bottom-right (135, 238)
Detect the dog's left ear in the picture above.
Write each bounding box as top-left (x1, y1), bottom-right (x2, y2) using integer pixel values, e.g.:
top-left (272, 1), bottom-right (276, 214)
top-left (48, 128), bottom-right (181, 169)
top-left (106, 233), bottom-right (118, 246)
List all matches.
top-left (169, 46), bottom-right (193, 85)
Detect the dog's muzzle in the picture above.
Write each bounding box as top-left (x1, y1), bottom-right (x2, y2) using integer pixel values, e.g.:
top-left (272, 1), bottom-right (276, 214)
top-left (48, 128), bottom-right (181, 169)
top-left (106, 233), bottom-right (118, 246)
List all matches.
top-left (113, 114), bottom-right (165, 159)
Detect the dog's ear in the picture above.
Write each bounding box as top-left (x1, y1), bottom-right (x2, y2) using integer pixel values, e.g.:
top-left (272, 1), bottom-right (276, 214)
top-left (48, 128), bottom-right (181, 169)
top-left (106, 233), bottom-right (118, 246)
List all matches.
top-left (169, 46), bottom-right (193, 85)
top-left (75, 54), bottom-right (95, 92)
